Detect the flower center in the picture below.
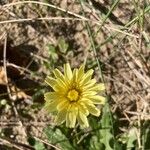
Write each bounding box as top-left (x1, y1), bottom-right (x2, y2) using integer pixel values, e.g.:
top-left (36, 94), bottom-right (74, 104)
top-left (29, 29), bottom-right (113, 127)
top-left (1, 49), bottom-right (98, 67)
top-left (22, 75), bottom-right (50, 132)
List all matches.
top-left (67, 89), bottom-right (79, 101)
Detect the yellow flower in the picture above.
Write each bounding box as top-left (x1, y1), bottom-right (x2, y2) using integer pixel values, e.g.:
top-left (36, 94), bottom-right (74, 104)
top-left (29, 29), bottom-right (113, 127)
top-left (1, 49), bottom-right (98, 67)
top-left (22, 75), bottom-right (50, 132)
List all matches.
top-left (44, 63), bottom-right (105, 128)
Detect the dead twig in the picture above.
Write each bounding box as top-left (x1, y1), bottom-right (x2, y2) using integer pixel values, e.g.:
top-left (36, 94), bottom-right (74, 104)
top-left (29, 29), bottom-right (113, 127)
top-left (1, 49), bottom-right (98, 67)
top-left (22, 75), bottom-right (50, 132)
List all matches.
top-left (0, 137), bottom-right (23, 150)
top-left (2, 33), bottom-right (27, 142)
top-left (34, 136), bottom-right (62, 150)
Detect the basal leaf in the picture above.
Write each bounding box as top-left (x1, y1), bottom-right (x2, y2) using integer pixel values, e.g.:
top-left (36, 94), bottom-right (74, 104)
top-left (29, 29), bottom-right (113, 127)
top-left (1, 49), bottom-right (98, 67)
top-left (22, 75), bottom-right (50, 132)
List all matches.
top-left (44, 126), bottom-right (74, 150)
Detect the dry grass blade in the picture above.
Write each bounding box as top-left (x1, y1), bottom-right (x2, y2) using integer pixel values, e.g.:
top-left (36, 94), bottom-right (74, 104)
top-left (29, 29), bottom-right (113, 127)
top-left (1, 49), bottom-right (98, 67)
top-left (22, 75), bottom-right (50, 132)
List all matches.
top-left (0, 138), bottom-right (23, 150)
top-left (1, 1), bottom-right (139, 38)
top-left (34, 136), bottom-right (62, 150)
top-left (2, 34), bottom-right (28, 142)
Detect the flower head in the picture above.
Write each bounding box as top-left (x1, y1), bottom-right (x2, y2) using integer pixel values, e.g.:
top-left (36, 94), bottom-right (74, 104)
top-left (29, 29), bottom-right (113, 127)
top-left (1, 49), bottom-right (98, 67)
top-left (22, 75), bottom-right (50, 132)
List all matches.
top-left (44, 63), bottom-right (105, 128)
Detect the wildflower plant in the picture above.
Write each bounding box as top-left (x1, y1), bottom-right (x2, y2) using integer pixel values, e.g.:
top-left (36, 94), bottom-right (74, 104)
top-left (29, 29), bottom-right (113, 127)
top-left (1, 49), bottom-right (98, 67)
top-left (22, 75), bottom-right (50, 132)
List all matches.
top-left (44, 63), bottom-right (105, 128)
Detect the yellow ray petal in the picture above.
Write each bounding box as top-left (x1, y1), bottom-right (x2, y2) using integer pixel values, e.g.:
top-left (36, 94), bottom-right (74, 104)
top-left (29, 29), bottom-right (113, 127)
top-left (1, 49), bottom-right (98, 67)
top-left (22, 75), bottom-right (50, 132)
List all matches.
top-left (71, 68), bottom-right (78, 84)
top-left (44, 100), bottom-right (60, 112)
top-left (44, 92), bottom-right (61, 101)
top-left (89, 95), bottom-right (106, 104)
top-left (53, 69), bottom-right (70, 86)
top-left (87, 83), bottom-right (105, 91)
top-left (55, 78), bottom-right (68, 91)
top-left (77, 111), bottom-right (89, 128)
top-left (78, 98), bottom-right (93, 104)
top-left (45, 76), bottom-right (57, 88)
top-left (80, 69), bottom-right (94, 86)
top-left (55, 108), bottom-right (67, 125)
top-left (45, 76), bottom-right (64, 92)
top-left (53, 68), bottom-right (64, 79)
top-left (64, 63), bottom-right (73, 80)
top-left (57, 98), bottom-right (69, 111)
top-left (85, 103), bottom-right (100, 116)
top-left (82, 79), bottom-right (96, 90)
top-left (77, 64), bottom-right (85, 81)
top-left (66, 105), bottom-right (78, 128)
top-left (77, 102), bottom-right (89, 116)
top-left (82, 91), bottom-right (97, 97)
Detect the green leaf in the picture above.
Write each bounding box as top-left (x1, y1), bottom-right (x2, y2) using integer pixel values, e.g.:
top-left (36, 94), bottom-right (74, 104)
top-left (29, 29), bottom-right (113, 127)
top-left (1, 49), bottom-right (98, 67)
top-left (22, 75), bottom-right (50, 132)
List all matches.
top-left (100, 129), bottom-right (114, 150)
top-left (126, 128), bottom-right (137, 149)
top-left (119, 127), bottom-right (137, 150)
top-left (45, 126), bottom-right (75, 150)
top-left (47, 44), bottom-right (58, 60)
top-left (58, 38), bottom-right (68, 53)
top-left (143, 121), bottom-right (150, 149)
top-left (34, 141), bottom-right (46, 150)
top-left (89, 135), bottom-right (104, 150)
top-left (28, 137), bottom-right (46, 150)
top-left (99, 103), bottom-right (114, 150)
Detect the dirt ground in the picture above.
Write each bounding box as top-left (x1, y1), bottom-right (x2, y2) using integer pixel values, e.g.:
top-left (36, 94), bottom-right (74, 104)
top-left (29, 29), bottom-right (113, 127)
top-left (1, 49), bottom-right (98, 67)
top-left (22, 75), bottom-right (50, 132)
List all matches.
top-left (0, 0), bottom-right (150, 149)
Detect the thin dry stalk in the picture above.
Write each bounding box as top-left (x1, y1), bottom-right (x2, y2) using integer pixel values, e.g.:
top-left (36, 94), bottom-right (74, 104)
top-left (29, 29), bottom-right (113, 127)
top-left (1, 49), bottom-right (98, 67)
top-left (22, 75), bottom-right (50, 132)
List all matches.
top-left (1, 1), bottom-right (139, 38)
top-left (34, 136), bottom-right (62, 150)
top-left (2, 34), bottom-right (27, 141)
top-left (0, 137), bottom-right (23, 150)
